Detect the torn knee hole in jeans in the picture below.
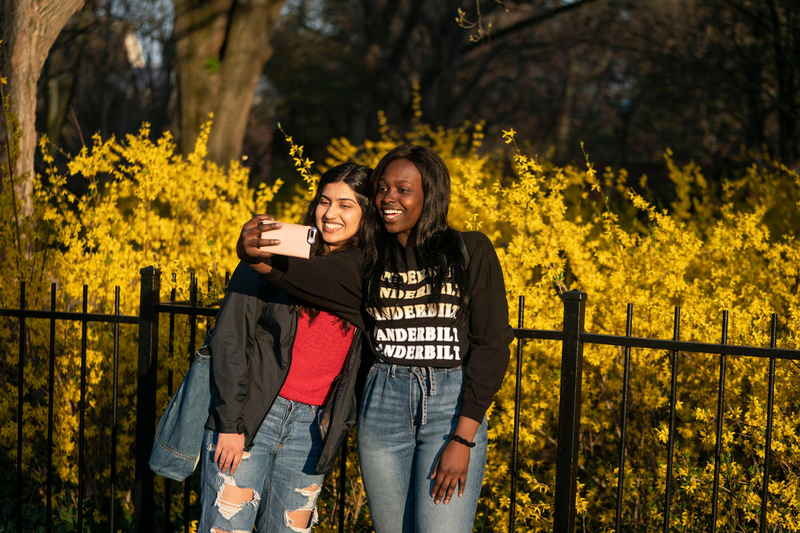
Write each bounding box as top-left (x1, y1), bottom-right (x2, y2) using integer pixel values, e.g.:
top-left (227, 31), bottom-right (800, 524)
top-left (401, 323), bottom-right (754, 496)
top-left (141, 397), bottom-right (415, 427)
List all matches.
top-left (213, 473), bottom-right (260, 520)
top-left (284, 484), bottom-right (321, 532)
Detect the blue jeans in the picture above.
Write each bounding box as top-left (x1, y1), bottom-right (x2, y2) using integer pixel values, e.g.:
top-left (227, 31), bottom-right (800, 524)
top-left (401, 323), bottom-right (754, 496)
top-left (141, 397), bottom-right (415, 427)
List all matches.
top-left (357, 361), bottom-right (488, 533)
top-left (198, 396), bottom-right (325, 533)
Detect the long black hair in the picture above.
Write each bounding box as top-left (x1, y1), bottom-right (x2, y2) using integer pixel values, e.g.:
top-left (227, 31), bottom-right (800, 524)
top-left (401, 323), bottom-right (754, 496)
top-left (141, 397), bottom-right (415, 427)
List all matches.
top-left (363, 144), bottom-right (469, 316)
top-left (298, 162), bottom-right (372, 327)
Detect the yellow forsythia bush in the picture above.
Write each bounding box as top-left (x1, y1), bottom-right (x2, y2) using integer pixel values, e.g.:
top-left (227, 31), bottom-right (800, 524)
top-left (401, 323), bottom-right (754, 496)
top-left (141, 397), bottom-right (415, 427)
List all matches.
top-left (321, 117), bottom-right (800, 531)
top-left (2, 89), bottom-right (799, 531)
top-left (0, 116), bottom-right (283, 528)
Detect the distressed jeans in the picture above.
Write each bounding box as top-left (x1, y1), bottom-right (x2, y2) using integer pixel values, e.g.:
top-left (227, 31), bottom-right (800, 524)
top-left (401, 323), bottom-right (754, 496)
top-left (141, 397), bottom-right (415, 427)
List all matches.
top-left (198, 396), bottom-right (325, 533)
top-left (357, 361), bottom-right (489, 533)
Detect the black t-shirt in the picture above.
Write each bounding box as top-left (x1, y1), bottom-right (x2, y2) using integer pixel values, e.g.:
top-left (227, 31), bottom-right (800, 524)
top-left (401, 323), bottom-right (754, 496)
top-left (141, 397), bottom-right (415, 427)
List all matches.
top-left (367, 242), bottom-right (468, 365)
top-left (264, 231), bottom-right (513, 422)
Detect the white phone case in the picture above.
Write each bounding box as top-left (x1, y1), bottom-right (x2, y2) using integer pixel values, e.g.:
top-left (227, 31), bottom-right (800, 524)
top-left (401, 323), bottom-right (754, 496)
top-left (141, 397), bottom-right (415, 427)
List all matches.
top-left (260, 222), bottom-right (318, 259)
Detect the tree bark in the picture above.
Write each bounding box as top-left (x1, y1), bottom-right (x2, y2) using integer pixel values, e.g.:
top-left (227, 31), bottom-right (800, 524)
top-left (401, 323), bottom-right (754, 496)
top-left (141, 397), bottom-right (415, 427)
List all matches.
top-left (174, 0), bottom-right (231, 156)
top-left (174, 0), bottom-right (285, 166)
top-left (766, 0), bottom-right (798, 162)
top-left (209, 0), bottom-right (284, 164)
top-left (43, 4), bottom-right (93, 148)
top-left (0, 0), bottom-right (85, 216)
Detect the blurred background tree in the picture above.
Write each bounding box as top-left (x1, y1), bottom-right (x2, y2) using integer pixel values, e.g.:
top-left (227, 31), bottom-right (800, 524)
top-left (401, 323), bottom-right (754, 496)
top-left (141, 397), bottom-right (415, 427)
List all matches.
top-left (0, 0), bottom-right (84, 216)
top-left (3, 0), bottom-right (799, 208)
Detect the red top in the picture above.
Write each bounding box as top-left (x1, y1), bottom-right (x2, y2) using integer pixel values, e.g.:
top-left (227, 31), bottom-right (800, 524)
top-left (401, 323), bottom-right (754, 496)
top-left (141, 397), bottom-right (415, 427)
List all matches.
top-left (279, 310), bottom-right (354, 406)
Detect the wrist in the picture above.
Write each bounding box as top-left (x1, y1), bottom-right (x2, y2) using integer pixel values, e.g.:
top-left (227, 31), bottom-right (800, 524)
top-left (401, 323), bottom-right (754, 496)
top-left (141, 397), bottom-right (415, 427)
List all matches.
top-left (448, 433), bottom-right (476, 448)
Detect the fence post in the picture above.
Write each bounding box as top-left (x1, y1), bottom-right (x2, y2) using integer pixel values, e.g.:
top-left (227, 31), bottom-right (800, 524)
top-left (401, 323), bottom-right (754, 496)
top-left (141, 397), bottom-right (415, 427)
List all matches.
top-left (554, 289), bottom-right (586, 533)
top-left (134, 267), bottom-right (160, 533)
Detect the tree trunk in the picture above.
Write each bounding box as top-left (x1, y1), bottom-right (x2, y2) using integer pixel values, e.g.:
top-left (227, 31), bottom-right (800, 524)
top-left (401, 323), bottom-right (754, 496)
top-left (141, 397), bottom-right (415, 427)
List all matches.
top-left (209, 0), bottom-right (284, 165)
top-left (555, 53), bottom-right (579, 162)
top-left (174, 0), bottom-right (231, 156)
top-left (43, 4), bottom-right (93, 148)
top-left (174, 0), bottom-right (285, 166)
top-left (767, 0), bottom-right (798, 162)
top-left (0, 0), bottom-right (85, 216)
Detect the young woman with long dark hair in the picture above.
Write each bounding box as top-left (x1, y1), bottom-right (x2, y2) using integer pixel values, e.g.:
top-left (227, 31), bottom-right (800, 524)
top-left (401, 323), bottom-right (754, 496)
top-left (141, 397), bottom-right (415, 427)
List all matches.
top-left (199, 163), bottom-right (371, 533)
top-left (237, 145), bottom-right (513, 533)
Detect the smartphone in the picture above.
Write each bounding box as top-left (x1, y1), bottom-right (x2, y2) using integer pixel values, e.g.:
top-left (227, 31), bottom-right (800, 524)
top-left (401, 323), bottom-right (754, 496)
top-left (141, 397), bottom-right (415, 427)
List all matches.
top-left (259, 221), bottom-right (318, 259)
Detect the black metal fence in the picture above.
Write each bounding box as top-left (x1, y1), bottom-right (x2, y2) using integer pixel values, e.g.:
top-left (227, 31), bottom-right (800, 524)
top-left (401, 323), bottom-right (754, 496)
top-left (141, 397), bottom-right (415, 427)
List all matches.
top-left (1, 281), bottom-right (138, 532)
top-left (519, 290), bottom-right (800, 533)
top-left (2, 270), bottom-right (799, 532)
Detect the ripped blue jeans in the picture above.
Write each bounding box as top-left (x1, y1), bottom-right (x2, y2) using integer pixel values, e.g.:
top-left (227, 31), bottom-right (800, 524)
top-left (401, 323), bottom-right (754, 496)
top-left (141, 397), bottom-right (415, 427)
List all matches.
top-left (198, 396), bottom-right (325, 533)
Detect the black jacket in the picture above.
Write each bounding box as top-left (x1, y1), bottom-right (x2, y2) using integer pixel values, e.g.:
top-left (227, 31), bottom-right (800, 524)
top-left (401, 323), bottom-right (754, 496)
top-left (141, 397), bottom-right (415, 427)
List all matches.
top-left (205, 261), bottom-right (363, 474)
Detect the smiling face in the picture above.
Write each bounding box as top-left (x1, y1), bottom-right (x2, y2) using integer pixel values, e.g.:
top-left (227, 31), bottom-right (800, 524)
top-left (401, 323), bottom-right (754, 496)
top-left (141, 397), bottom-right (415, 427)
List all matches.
top-left (375, 158), bottom-right (425, 246)
top-left (314, 181), bottom-right (363, 251)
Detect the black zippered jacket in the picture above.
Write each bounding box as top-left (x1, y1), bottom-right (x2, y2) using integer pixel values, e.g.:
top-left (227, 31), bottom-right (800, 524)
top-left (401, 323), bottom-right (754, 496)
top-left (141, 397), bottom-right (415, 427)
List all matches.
top-left (204, 261), bottom-right (363, 474)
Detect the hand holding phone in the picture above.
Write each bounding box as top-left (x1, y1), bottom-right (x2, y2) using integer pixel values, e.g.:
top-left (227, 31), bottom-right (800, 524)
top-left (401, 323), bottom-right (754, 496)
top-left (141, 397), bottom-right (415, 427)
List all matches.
top-left (259, 221), bottom-right (318, 259)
